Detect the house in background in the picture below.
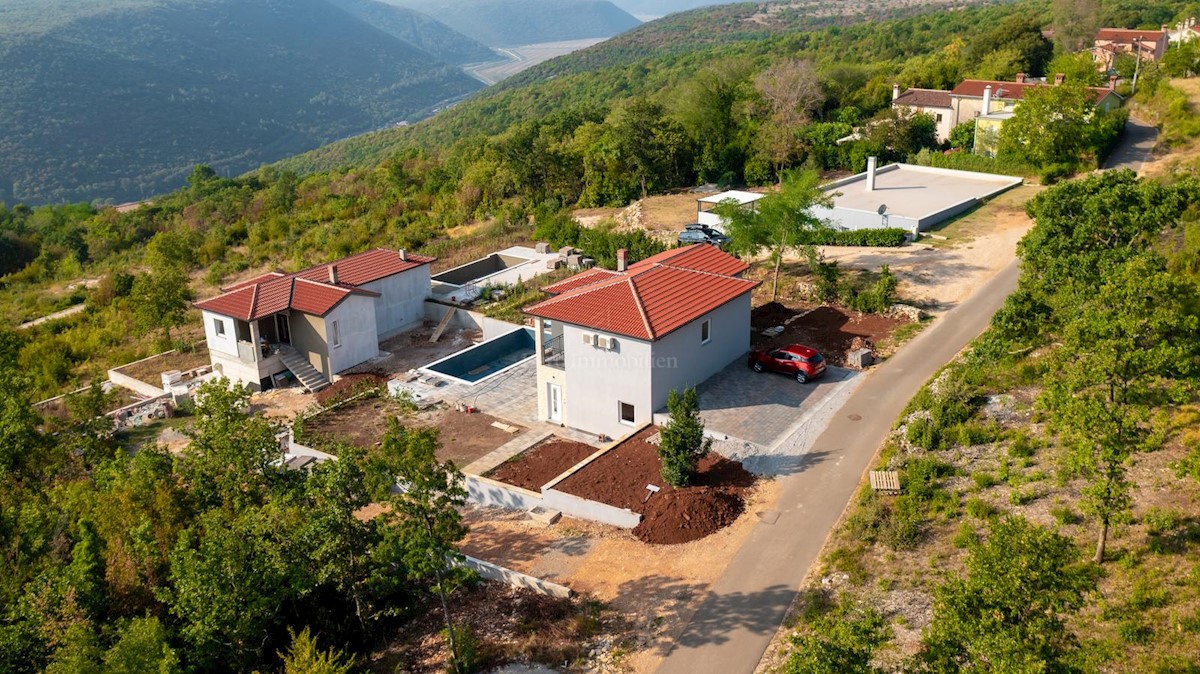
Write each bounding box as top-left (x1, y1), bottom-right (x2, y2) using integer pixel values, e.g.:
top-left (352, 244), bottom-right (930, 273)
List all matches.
top-left (891, 84), bottom-right (954, 142)
top-left (195, 248), bottom-right (434, 392)
top-left (524, 244), bottom-right (758, 440)
top-left (1091, 27), bottom-right (1169, 71)
top-left (1168, 17), bottom-right (1199, 43)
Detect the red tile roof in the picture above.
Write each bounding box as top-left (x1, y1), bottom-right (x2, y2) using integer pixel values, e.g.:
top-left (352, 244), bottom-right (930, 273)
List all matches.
top-left (524, 244), bottom-right (758, 341)
top-left (893, 88), bottom-right (953, 109)
top-left (951, 79), bottom-right (1120, 104)
top-left (195, 248), bottom-right (424, 320)
top-left (1095, 28), bottom-right (1166, 42)
top-left (541, 268), bottom-right (622, 295)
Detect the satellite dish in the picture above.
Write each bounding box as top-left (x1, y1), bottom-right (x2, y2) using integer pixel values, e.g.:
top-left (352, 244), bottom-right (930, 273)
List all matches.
top-left (877, 204), bottom-right (888, 215)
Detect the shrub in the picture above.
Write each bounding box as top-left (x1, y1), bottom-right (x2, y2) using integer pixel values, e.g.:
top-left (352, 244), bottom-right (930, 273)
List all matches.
top-left (1050, 504), bottom-right (1080, 526)
top-left (1007, 431), bottom-right (1037, 458)
top-left (1118, 618), bottom-right (1154, 645)
top-left (1143, 507), bottom-right (1183, 536)
top-left (792, 228), bottom-right (909, 247)
top-left (971, 471), bottom-right (997, 490)
top-left (965, 497), bottom-right (996, 520)
top-left (657, 387), bottom-right (713, 487)
top-left (953, 522), bottom-right (977, 549)
top-left (827, 545), bottom-right (869, 585)
top-left (1130, 578), bottom-right (1171, 610)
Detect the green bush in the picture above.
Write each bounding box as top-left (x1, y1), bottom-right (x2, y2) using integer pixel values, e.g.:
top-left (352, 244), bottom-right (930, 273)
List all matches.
top-left (970, 472), bottom-right (997, 490)
top-left (1050, 504), bottom-right (1080, 526)
top-left (885, 495), bottom-right (924, 550)
top-left (1143, 507), bottom-right (1183, 536)
top-left (792, 228), bottom-right (909, 247)
top-left (953, 521), bottom-right (977, 549)
top-left (1007, 431), bottom-right (1037, 458)
top-left (1130, 578), bottom-right (1171, 610)
top-left (965, 497), bottom-right (996, 520)
top-left (1118, 618), bottom-right (1154, 645)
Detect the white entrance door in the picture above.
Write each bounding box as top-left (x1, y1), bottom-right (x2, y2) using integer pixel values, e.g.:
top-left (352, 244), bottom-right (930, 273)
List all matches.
top-left (547, 383), bottom-right (562, 423)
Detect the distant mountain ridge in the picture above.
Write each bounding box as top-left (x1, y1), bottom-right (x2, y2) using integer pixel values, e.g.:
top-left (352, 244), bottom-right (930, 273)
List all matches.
top-left (0, 0), bottom-right (486, 205)
top-left (386, 0), bottom-right (642, 47)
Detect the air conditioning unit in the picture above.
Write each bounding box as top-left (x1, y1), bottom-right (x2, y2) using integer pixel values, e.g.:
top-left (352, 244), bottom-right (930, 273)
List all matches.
top-left (581, 332), bottom-right (595, 345)
top-left (596, 335), bottom-right (614, 350)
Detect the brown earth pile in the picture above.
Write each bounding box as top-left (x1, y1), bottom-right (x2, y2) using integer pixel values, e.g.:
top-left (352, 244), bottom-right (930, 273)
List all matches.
top-left (487, 437), bottom-right (598, 491)
top-left (315, 372), bottom-right (387, 405)
top-left (555, 427), bottom-right (756, 545)
top-left (751, 302), bottom-right (905, 366)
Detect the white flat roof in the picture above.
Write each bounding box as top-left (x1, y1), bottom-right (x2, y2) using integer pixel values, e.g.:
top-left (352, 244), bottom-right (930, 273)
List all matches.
top-left (822, 163), bottom-right (1022, 220)
top-left (697, 190), bottom-right (765, 205)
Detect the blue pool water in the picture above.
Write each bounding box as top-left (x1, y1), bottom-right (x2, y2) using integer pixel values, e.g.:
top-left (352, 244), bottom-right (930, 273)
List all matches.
top-left (423, 328), bottom-right (536, 384)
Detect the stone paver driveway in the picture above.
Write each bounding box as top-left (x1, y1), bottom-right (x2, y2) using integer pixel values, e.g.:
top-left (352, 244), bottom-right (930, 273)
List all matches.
top-left (675, 358), bottom-right (858, 448)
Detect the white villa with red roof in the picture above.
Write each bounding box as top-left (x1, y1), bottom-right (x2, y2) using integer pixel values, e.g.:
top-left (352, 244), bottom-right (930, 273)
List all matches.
top-left (195, 248), bottom-right (435, 391)
top-left (523, 244), bottom-right (759, 440)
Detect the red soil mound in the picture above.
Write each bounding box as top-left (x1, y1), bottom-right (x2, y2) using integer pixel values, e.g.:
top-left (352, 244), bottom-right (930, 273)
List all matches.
top-left (487, 437), bottom-right (598, 491)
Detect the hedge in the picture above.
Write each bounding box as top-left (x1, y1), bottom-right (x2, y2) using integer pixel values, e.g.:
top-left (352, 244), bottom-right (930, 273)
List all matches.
top-left (795, 228), bottom-right (910, 247)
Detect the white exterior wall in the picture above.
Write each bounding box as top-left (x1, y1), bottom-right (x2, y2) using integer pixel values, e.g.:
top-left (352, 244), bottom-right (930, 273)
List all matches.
top-left (650, 294), bottom-right (752, 406)
top-left (325, 295), bottom-right (379, 375)
top-left (560, 324), bottom-right (654, 440)
top-left (362, 267), bottom-right (431, 340)
top-left (202, 310), bottom-right (239, 358)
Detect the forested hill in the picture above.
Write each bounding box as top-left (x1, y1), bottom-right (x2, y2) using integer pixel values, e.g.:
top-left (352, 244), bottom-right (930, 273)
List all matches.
top-left (0, 0), bottom-right (485, 206)
top-left (325, 0), bottom-right (496, 64)
top-left (386, 0), bottom-right (642, 47)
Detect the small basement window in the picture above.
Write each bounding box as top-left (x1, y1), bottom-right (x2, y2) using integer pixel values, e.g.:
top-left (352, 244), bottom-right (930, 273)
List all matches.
top-left (213, 318), bottom-right (226, 337)
top-left (619, 402), bottom-right (636, 425)
top-left (701, 319), bottom-right (711, 344)
top-left (330, 320), bottom-right (341, 348)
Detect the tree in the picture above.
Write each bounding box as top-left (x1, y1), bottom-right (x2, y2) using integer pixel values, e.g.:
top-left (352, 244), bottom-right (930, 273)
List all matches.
top-left (1043, 254), bottom-right (1199, 563)
top-left (966, 15), bottom-right (1054, 77)
top-left (915, 517), bottom-right (1094, 673)
top-left (948, 120), bottom-right (975, 151)
top-left (370, 420), bottom-right (470, 672)
top-left (272, 627), bottom-right (354, 674)
top-left (866, 109), bottom-right (937, 160)
top-left (1046, 52), bottom-right (1106, 87)
top-left (130, 263), bottom-right (191, 345)
top-left (182, 379), bottom-right (282, 511)
top-left (1052, 0), bottom-right (1102, 53)
top-left (755, 60), bottom-right (824, 177)
top-left (657, 387), bottom-right (713, 487)
top-left (716, 169), bottom-right (833, 301)
top-left (675, 59), bottom-right (754, 183)
top-left (610, 98), bottom-right (691, 199)
top-left (998, 82), bottom-right (1096, 167)
top-left (103, 617), bottom-right (180, 674)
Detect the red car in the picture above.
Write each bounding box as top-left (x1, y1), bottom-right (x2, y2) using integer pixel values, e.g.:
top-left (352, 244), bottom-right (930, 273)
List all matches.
top-left (748, 344), bottom-right (826, 383)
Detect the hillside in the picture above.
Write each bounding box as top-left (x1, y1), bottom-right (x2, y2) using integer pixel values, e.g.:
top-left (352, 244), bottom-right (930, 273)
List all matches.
top-left (0, 0), bottom-right (484, 205)
top-left (386, 0), bottom-right (642, 47)
top-left (611, 0), bottom-right (730, 19)
top-left (325, 0), bottom-right (496, 64)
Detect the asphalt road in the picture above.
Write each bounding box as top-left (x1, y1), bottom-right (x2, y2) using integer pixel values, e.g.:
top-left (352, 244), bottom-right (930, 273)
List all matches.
top-left (1104, 117), bottom-right (1158, 173)
top-left (655, 260), bottom-right (1021, 674)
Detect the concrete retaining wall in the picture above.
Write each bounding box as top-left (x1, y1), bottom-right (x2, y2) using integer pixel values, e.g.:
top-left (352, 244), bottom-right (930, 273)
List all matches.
top-left (108, 368), bottom-right (169, 398)
top-left (466, 475), bottom-right (546, 511)
top-left (542, 488), bottom-right (641, 529)
top-left (460, 555), bottom-right (573, 599)
top-left (107, 394), bottom-right (172, 430)
top-left (423, 301), bottom-right (524, 340)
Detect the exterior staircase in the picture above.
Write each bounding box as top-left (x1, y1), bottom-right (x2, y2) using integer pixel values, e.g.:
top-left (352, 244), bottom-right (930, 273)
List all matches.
top-left (277, 345), bottom-right (330, 393)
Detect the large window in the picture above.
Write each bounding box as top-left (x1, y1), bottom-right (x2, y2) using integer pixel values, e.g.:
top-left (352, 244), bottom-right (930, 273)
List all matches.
top-left (213, 318), bottom-right (226, 337)
top-left (701, 319), bottom-right (711, 344)
top-left (619, 401), bottom-right (636, 425)
top-left (330, 320), bottom-right (341, 348)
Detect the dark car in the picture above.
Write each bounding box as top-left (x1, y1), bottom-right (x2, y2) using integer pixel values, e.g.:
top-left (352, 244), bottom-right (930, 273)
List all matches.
top-left (748, 344), bottom-right (826, 383)
top-left (678, 224), bottom-right (730, 247)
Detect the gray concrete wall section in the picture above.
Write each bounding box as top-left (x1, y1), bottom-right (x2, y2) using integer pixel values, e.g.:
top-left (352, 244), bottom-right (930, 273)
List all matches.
top-left (650, 293), bottom-right (752, 407)
top-left (562, 323), bottom-right (654, 441)
top-left (363, 267), bottom-right (431, 340)
top-left (460, 555), bottom-right (573, 599)
top-left (325, 294), bottom-right (378, 375)
top-left (541, 488), bottom-right (642, 529)
top-left (466, 475), bottom-right (546, 511)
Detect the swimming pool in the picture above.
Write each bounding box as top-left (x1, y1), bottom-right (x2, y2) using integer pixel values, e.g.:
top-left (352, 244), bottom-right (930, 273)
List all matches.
top-left (420, 327), bottom-right (536, 385)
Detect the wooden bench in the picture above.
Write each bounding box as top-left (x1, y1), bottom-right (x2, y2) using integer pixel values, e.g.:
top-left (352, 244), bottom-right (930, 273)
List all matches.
top-left (869, 470), bottom-right (901, 494)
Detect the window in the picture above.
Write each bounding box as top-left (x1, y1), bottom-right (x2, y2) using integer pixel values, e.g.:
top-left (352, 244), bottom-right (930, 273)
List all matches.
top-left (700, 319), bottom-right (711, 344)
top-left (935, 113), bottom-right (943, 122)
top-left (619, 402), bottom-right (636, 425)
top-left (330, 320), bottom-right (341, 348)
top-left (213, 318), bottom-right (226, 337)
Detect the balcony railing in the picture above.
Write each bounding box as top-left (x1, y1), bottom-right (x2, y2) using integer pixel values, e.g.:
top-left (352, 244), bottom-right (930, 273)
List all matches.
top-left (541, 334), bottom-right (564, 370)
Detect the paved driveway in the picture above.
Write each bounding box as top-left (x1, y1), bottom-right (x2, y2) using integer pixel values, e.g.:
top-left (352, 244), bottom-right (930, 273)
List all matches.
top-left (1105, 117), bottom-right (1158, 173)
top-left (655, 359), bottom-right (863, 476)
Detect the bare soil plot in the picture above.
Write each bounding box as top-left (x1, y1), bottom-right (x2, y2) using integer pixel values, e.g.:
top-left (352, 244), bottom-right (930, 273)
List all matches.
top-left (367, 581), bottom-right (607, 674)
top-left (303, 397), bottom-right (519, 466)
top-left (115, 345), bottom-right (210, 386)
top-left (751, 303), bottom-right (909, 366)
top-left (487, 436), bottom-right (598, 491)
top-left (348, 326), bottom-right (481, 378)
top-left (555, 426), bottom-right (758, 545)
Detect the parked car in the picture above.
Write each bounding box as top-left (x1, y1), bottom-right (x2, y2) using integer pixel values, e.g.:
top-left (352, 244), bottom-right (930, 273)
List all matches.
top-left (748, 344), bottom-right (826, 383)
top-left (678, 224), bottom-right (730, 247)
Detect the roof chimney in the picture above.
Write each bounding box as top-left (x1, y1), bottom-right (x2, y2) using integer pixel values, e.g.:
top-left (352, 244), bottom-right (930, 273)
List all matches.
top-left (398, 249), bottom-right (408, 261)
top-left (616, 249), bottom-right (628, 273)
top-left (1109, 75), bottom-right (1118, 90)
top-left (1015, 72), bottom-right (1026, 83)
top-left (982, 85), bottom-right (992, 113)
top-left (866, 156), bottom-right (877, 192)
top-left (328, 264), bottom-right (339, 285)
top-left (1054, 72), bottom-right (1065, 86)
top-left (892, 83), bottom-right (901, 101)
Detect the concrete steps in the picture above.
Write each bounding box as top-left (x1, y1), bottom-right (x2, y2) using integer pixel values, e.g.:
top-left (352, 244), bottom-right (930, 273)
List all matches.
top-left (278, 346), bottom-right (330, 393)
